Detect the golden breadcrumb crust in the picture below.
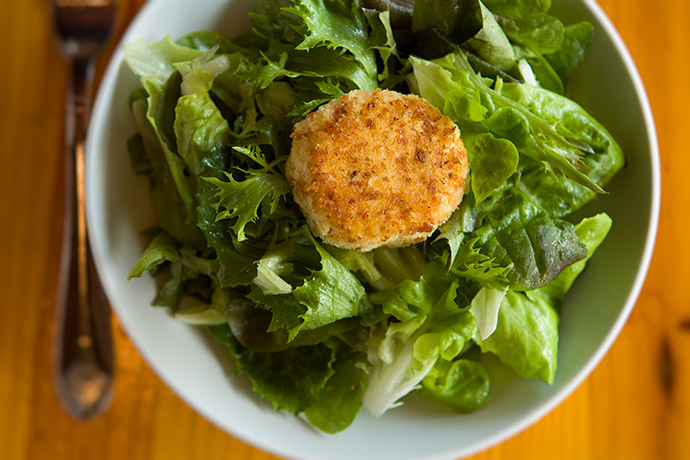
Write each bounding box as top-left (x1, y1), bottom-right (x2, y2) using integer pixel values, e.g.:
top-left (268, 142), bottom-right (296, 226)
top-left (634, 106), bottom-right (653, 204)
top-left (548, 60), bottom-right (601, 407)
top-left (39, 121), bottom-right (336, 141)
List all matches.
top-left (286, 89), bottom-right (469, 252)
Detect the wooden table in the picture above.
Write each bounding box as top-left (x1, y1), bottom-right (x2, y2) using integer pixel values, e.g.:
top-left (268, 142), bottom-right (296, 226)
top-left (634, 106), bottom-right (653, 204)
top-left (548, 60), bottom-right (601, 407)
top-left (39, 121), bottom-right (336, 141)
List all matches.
top-left (0, 0), bottom-right (683, 459)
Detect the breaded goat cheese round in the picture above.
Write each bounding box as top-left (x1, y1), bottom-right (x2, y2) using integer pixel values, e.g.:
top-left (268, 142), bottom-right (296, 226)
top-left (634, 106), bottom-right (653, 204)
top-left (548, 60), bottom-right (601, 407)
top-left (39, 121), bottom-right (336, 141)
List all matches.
top-left (286, 89), bottom-right (469, 252)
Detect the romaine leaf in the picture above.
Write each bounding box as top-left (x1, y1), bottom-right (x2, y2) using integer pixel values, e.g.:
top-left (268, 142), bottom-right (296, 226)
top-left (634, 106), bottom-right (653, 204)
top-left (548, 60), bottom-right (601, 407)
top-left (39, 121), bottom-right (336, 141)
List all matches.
top-left (129, 94), bottom-right (205, 248)
top-left (174, 50), bottom-right (231, 96)
top-left (174, 92), bottom-right (231, 176)
top-left (126, 38), bottom-right (205, 215)
top-left (124, 36), bottom-right (204, 86)
top-left (126, 134), bottom-right (152, 175)
top-left (363, 8), bottom-right (398, 81)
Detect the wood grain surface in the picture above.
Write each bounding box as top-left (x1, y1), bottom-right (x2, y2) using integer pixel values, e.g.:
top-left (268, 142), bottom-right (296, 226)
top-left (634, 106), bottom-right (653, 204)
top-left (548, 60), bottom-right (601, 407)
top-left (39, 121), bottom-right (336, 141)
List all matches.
top-left (0, 0), bottom-right (683, 459)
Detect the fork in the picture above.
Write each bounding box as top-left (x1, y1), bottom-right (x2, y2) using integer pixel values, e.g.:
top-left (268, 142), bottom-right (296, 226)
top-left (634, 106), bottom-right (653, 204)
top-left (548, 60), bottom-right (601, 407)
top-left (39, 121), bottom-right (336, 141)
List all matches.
top-left (51, 0), bottom-right (119, 419)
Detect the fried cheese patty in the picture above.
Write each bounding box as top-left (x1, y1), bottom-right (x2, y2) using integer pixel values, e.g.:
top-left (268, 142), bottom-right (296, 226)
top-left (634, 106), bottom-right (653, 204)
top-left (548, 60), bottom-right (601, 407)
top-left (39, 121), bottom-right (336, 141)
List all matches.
top-left (286, 89), bottom-right (469, 252)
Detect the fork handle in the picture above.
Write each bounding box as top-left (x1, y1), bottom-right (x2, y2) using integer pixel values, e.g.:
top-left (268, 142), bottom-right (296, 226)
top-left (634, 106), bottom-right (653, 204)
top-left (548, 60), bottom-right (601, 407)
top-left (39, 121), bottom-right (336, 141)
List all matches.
top-left (54, 57), bottom-right (114, 419)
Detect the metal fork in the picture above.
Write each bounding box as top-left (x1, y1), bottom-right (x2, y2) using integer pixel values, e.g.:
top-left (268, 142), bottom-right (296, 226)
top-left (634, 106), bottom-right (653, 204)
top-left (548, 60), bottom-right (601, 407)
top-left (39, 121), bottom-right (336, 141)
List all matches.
top-left (51, 0), bottom-right (119, 419)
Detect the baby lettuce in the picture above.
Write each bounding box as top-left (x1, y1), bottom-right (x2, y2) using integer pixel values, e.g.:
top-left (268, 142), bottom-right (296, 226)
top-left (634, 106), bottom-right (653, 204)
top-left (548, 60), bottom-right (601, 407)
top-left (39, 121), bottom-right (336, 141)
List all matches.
top-left (125, 0), bottom-right (624, 432)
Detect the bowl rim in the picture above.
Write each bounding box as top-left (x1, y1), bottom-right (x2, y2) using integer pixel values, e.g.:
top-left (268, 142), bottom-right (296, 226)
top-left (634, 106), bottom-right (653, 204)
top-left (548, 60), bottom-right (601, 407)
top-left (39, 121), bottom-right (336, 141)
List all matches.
top-left (85, 0), bottom-right (661, 458)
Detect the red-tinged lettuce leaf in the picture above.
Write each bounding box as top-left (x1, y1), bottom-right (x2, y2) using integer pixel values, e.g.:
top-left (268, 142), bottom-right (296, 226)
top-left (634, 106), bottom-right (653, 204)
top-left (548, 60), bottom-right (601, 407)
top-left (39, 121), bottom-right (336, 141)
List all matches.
top-left (475, 213), bottom-right (612, 384)
top-left (474, 195), bottom-right (587, 291)
top-left (539, 212), bottom-right (612, 303)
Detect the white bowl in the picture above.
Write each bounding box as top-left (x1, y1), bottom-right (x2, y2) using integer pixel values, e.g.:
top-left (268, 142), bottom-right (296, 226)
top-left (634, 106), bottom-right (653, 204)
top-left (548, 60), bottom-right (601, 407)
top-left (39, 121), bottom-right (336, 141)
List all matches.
top-left (86, 0), bottom-right (660, 458)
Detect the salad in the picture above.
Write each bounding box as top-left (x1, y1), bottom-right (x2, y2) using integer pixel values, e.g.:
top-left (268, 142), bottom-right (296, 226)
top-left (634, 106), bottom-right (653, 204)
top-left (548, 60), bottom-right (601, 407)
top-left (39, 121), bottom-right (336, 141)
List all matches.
top-left (124, 0), bottom-right (624, 434)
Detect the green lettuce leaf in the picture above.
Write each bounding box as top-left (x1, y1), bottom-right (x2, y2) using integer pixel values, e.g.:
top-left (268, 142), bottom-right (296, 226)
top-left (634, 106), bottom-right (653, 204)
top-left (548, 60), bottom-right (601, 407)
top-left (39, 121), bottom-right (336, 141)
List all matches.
top-left (204, 169), bottom-right (290, 242)
top-left (544, 21), bottom-right (595, 84)
top-left (303, 345), bottom-right (368, 433)
top-left (513, 44), bottom-right (564, 94)
top-left (462, 1), bottom-right (519, 74)
top-left (476, 213), bottom-right (612, 383)
top-left (409, 52), bottom-right (607, 193)
top-left (284, 0), bottom-right (376, 78)
top-left (129, 90), bottom-right (205, 248)
top-left (476, 288), bottom-right (559, 383)
top-left (126, 133), bottom-right (152, 175)
top-left (469, 286), bottom-right (507, 340)
top-left (174, 92), bottom-right (231, 176)
top-left (208, 324), bottom-right (366, 433)
top-left (128, 230), bottom-right (180, 279)
top-left (421, 357), bottom-right (490, 413)
top-left (207, 324), bottom-right (334, 412)
top-left (363, 263), bottom-right (477, 416)
top-left (293, 238), bottom-right (373, 330)
top-left (465, 132), bottom-right (519, 203)
top-left (125, 37), bottom-right (206, 214)
top-left (249, 236), bottom-right (372, 339)
top-left (411, 0), bottom-right (483, 45)
top-left (363, 8), bottom-right (398, 81)
top-left (242, 0), bottom-right (378, 92)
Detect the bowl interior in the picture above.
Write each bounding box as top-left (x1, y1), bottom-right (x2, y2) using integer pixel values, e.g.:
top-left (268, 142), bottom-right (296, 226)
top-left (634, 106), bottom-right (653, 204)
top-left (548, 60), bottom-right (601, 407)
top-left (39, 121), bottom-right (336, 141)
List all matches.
top-left (85, 0), bottom-right (659, 459)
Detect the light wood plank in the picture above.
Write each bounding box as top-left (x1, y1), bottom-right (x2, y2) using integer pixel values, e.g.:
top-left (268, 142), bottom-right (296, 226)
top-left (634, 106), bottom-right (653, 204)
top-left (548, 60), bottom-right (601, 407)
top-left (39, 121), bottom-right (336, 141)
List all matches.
top-left (1, 0), bottom-right (685, 459)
